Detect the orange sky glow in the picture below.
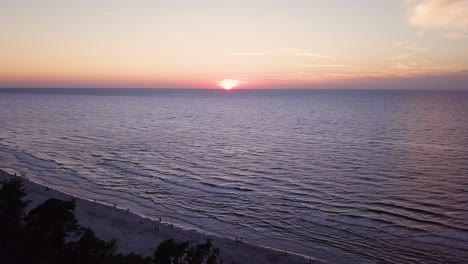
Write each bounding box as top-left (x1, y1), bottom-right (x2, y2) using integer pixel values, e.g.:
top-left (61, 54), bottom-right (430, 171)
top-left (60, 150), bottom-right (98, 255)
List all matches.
top-left (1, 0), bottom-right (467, 89)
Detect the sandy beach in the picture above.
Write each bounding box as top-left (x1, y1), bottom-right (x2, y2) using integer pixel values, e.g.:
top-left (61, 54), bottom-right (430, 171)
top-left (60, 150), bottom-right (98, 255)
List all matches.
top-left (0, 169), bottom-right (325, 264)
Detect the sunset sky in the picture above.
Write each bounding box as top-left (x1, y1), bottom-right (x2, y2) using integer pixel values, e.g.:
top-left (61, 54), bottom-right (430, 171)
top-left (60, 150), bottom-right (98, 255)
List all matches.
top-left (1, 0), bottom-right (468, 89)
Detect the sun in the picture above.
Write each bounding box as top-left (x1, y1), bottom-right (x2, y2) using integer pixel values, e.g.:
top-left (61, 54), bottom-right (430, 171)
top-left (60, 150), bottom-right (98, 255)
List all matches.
top-left (218, 79), bottom-right (240, 90)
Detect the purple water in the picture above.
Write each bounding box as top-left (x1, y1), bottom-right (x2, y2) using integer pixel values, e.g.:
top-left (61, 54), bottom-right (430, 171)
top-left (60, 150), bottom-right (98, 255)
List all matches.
top-left (0, 89), bottom-right (467, 263)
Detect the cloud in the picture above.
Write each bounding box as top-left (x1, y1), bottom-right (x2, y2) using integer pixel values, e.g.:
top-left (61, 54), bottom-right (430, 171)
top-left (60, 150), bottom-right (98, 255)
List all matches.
top-left (281, 48), bottom-right (334, 58)
top-left (387, 40), bottom-right (466, 76)
top-left (444, 32), bottom-right (468, 39)
top-left (296, 64), bottom-right (352, 68)
top-left (223, 48), bottom-right (334, 58)
top-left (390, 40), bottom-right (428, 68)
top-left (394, 40), bottom-right (412, 47)
top-left (224, 52), bottom-right (280, 56)
top-left (407, 0), bottom-right (468, 35)
top-left (292, 52), bottom-right (334, 58)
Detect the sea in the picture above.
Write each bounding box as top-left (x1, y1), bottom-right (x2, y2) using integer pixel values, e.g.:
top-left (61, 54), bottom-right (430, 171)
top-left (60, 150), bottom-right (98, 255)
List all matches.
top-left (0, 88), bottom-right (467, 263)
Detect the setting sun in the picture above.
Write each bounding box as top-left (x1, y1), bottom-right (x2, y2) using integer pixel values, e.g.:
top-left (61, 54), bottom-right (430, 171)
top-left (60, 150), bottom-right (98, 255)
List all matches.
top-left (218, 79), bottom-right (240, 90)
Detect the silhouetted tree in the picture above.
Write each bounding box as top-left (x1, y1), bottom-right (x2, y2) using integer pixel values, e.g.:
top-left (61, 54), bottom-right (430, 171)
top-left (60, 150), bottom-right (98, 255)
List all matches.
top-left (0, 178), bottom-right (222, 264)
top-left (0, 179), bottom-right (30, 263)
top-left (62, 227), bottom-right (116, 264)
top-left (154, 239), bottom-right (189, 264)
top-left (23, 198), bottom-right (79, 263)
top-left (27, 198), bottom-right (79, 246)
top-left (153, 239), bottom-right (222, 264)
top-left (0, 178), bottom-right (30, 226)
top-left (185, 239), bottom-right (221, 264)
top-left (113, 253), bottom-right (152, 264)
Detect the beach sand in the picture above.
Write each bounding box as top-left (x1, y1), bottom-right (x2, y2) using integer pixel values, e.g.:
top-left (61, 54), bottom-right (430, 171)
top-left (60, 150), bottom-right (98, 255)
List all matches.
top-left (0, 169), bottom-right (325, 264)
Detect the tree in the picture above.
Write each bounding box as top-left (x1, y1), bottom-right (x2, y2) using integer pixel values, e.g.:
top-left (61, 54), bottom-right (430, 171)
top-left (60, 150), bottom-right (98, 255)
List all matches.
top-left (185, 239), bottom-right (221, 264)
top-left (26, 198), bottom-right (79, 246)
top-left (0, 178), bottom-right (30, 263)
top-left (23, 198), bottom-right (79, 263)
top-left (154, 239), bottom-right (189, 264)
top-left (63, 227), bottom-right (117, 264)
top-left (113, 253), bottom-right (152, 264)
top-left (153, 239), bottom-right (222, 264)
top-left (0, 178), bottom-right (30, 226)
top-left (0, 179), bottom-right (223, 264)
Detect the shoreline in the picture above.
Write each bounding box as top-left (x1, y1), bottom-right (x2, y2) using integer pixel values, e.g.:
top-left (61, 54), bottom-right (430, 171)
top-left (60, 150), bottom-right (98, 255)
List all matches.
top-left (0, 169), bottom-right (326, 264)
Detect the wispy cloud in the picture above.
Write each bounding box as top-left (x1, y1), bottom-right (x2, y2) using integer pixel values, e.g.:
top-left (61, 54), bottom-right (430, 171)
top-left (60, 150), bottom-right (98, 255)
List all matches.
top-left (387, 39), bottom-right (466, 74)
top-left (293, 52), bottom-right (334, 58)
top-left (394, 40), bottom-right (412, 47)
top-left (390, 40), bottom-right (429, 65)
top-left (223, 48), bottom-right (334, 58)
top-left (281, 48), bottom-right (335, 58)
top-left (296, 64), bottom-right (353, 68)
top-left (406, 0), bottom-right (468, 37)
top-left (224, 52), bottom-right (280, 56)
top-left (444, 32), bottom-right (468, 39)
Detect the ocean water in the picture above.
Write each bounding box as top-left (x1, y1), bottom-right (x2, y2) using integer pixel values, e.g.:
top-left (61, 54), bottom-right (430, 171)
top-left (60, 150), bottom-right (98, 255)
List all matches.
top-left (0, 89), bottom-right (467, 263)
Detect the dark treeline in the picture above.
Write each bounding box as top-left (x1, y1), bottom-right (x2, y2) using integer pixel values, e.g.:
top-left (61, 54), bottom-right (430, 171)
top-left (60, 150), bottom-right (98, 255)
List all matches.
top-left (0, 178), bottom-right (222, 264)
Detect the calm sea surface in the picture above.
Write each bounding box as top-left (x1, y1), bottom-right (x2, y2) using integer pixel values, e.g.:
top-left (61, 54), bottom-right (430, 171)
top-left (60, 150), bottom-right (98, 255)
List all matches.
top-left (0, 89), bottom-right (467, 263)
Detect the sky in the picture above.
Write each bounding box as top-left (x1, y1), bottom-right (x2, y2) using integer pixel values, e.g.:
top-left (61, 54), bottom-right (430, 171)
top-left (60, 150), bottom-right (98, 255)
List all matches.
top-left (1, 0), bottom-right (468, 89)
